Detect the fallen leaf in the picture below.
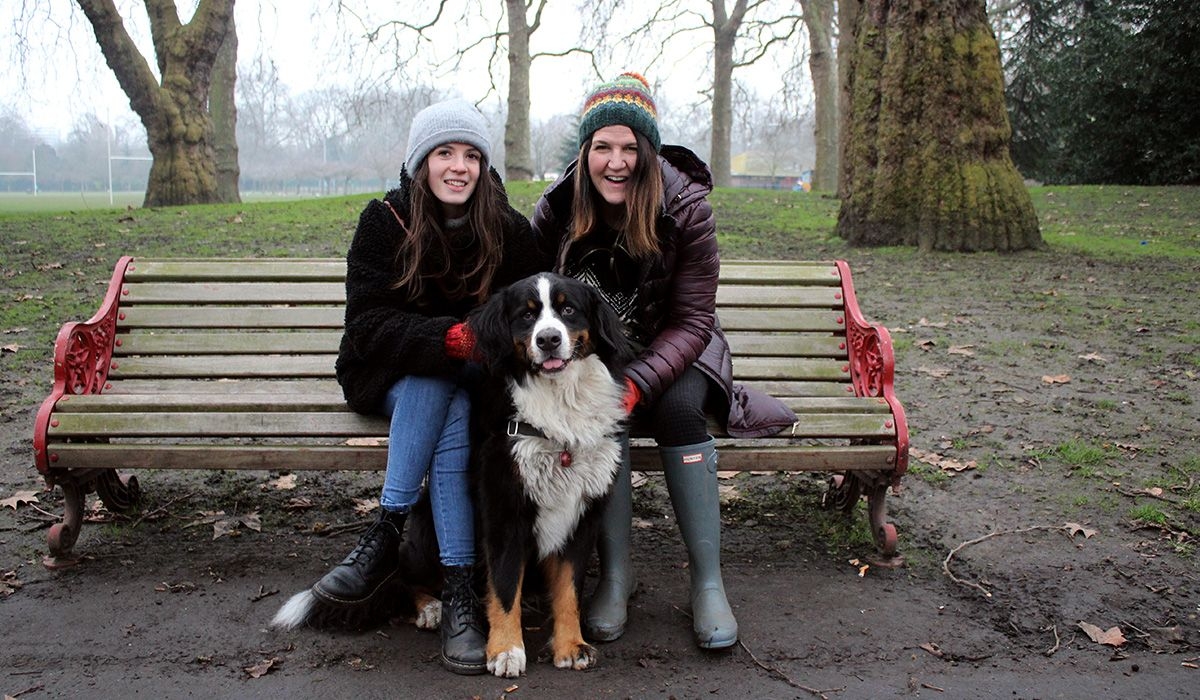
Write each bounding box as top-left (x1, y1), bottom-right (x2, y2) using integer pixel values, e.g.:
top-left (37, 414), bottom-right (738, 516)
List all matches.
top-left (1063, 522), bottom-right (1098, 539)
top-left (243, 657), bottom-right (279, 678)
top-left (948, 345), bottom-right (976, 356)
top-left (1041, 374), bottom-right (1071, 384)
top-left (1078, 621), bottom-right (1126, 647)
top-left (265, 474), bottom-right (297, 491)
top-left (916, 339), bottom-right (937, 351)
top-left (919, 642), bottom-right (943, 657)
top-left (2, 327), bottom-right (29, 334)
top-left (284, 497), bottom-right (314, 511)
top-left (1, 571), bottom-right (23, 597)
top-left (1, 343), bottom-right (20, 353)
top-left (910, 448), bottom-right (976, 474)
top-left (0, 490), bottom-right (39, 510)
top-left (353, 498), bottom-right (378, 516)
top-left (917, 318), bottom-right (948, 328)
top-left (1078, 352), bottom-right (1107, 364)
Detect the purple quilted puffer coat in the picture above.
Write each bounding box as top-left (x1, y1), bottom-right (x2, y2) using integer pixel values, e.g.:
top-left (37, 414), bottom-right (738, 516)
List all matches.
top-left (530, 145), bottom-right (734, 412)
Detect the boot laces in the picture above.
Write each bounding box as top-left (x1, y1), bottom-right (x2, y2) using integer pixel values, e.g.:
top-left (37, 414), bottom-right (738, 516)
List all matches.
top-left (445, 571), bottom-right (483, 633)
top-left (343, 521), bottom-right (393, 566)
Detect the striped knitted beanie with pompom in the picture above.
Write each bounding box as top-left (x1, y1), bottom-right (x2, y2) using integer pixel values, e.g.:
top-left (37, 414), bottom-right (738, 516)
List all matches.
top-left (578, 72), bottom-right (661, 151)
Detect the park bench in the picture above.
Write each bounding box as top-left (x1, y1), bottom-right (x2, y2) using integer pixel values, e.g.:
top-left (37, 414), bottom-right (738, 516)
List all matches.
top-left (32, 257), bottom-right (908, 568)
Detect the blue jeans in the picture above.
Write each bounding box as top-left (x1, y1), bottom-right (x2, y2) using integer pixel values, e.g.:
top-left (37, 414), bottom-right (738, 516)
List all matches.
top-left (379, 374), bottom-right (474, 567)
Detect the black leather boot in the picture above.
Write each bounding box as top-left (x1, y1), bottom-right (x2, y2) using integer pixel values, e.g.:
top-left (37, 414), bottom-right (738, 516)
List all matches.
top-left (311, 509), bottom-right (405, 604)
top-left (440, 565), bottom-right (487, 675)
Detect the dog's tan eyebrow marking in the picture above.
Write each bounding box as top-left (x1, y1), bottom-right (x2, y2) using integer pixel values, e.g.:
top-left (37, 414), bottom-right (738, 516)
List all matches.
top-left (553, 291), bottom-right (567, 305)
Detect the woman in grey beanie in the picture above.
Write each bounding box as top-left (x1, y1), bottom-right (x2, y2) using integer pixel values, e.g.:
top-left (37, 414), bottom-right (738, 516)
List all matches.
top-left (274, 98), bottom-right (546, 675)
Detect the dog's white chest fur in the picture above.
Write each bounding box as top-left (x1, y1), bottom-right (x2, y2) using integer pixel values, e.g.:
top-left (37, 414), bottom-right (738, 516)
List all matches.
top-left (507, 355), bottom-right (626, 559)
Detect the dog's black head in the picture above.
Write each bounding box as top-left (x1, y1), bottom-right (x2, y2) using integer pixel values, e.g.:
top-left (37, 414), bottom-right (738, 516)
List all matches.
top-left (470, 272), bottom-right (635, 379)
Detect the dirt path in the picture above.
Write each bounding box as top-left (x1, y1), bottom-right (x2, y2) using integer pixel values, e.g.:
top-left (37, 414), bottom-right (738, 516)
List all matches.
top-left (2, 248), bottom-right (1197, 698)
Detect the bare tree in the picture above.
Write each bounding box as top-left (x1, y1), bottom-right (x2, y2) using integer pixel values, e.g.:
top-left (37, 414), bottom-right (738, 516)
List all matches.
top-left (836, 0), bottom-right (1041, 251)
top-left (595, 1), bottom-right (801, 187)
top-left (74, 0), bottom-right (237, 207)
top-left (211, 12), bottom-right (240, 203)
top-left (798, 0), bottom-right (836, 191)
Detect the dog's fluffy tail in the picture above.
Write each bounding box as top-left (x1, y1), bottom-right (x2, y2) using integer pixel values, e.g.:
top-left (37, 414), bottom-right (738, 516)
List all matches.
top-left (271, 590), bottom-right (318, 630)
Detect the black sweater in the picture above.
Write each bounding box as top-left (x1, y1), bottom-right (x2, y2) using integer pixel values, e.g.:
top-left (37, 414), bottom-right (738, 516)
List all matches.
top-left (335, 170), bottom-right (546, 414)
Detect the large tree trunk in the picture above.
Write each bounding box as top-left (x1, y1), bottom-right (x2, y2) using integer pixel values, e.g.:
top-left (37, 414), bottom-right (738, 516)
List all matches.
top-left (837, 0), bottom-right (860, 199)
top-left (709, 0), bottom-right (745, 188)
top-left (801, 0), bottom-right (837, 191)
top-left (77, 0), bottom-right (235, 207)
top-left (504, 0), bottom-right (534, 182)
top-left (836, 0), bottom-right (1040, 251)
top-left (211, 12), bottom-right (240, 202)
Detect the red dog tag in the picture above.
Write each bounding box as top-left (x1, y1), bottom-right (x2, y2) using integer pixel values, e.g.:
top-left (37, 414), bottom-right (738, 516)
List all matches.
top-left (559, 450), bottom-right (573, 468)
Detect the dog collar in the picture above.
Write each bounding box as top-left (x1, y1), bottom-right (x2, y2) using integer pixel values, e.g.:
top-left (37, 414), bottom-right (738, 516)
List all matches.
top-left (506, 419), bottom-right (574, 468)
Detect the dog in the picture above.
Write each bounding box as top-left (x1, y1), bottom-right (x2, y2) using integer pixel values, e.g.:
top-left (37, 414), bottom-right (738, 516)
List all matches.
top-left (469, 272), bottom-right (635, 677)
top-left (272, 273), bottom-right (634, 677)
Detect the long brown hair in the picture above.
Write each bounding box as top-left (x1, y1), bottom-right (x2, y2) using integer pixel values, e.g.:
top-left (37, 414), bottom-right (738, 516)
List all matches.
top-left (570, 130), bottom-right (663, 258)
top-left (392, 156), bottom-right (505, 303)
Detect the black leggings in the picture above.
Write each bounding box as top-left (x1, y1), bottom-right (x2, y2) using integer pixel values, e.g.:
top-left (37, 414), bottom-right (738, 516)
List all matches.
top-left (640, 366), bottom-right (722, 447)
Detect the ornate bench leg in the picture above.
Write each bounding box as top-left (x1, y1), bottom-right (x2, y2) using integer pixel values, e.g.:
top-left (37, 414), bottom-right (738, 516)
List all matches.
top-left (45, 479), bottom-right (86, 569)
top-left (865, 481), bottom-right (904, 568)
top-left (96, 469), bottom-right (141, 514)
top-left (824, 473), bottom-right (863, 513)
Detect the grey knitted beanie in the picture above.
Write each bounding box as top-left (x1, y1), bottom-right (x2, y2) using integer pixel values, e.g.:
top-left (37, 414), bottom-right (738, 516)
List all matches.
top-left (404, 98), bottom-right (492, 175)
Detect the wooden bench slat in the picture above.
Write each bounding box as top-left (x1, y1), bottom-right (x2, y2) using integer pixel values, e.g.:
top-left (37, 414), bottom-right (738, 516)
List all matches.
top-left (125, 259), bottom-right (347, 281)
top-left (48, 412), bottom-right (387, 438)
top-left (726, 332), bottom-right (846, 357)
top-left (717, 262), bottom-right (840, 285)
top-left (117, 332), bottom-right (343, 355)
top-left (716, 285), bottom-right (842, 307)
top-left (109, 355), bottom-right (336, 379)
top-left (123, 282), bottom-right (345, 304)
top-left (49, 442), bottom-right (894, 473)
top-left (119, 306), bottom-right (345, 329)
top-left (52, 393), bottom-right (348, 412)
top-left (717, 308), bottom-right (846, 332)
top-left (48, 443), bottom-right (387, 471)
top-left (730, 357), bottom-right (848, 381)
top-left (103, 378), bottom-right (344, 394)
top-left (741, 380), bottom-right (853, 397)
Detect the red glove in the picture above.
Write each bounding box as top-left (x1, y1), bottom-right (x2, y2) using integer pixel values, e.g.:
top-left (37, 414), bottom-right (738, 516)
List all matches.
top-left (621, 376), bottom-right (641, 415)
top-left (444, 322), bottom-right (477, 360)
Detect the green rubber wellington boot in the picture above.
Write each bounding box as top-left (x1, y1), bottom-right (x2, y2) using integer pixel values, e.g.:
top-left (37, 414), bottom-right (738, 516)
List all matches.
top-left (584, 434), bottom-right (636, 642)
top-left (661, 438), bottom-right (738, 649)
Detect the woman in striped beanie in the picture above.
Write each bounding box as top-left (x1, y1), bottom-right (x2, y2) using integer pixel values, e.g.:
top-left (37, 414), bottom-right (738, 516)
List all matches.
top-left (531, 72), bottom-right (739, 650)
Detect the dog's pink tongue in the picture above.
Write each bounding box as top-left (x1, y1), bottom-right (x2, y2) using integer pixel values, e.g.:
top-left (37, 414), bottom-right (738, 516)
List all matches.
top-left (542, 358), bottom-right (565, 371)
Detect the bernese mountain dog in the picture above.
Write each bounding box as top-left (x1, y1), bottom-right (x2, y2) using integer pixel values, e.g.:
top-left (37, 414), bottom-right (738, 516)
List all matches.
top-left (469, 272), bottom-right (635, 677)
top-left (271, 273), bottom-right (634, 678)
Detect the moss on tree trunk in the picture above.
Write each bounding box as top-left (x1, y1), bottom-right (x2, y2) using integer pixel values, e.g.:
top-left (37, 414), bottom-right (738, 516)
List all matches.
top-left (837, 0), bottom-right (1041, 251)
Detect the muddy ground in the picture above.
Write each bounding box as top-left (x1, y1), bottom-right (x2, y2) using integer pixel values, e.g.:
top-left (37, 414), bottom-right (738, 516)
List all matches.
top-left (2, 247), bottom-right (1197, 699)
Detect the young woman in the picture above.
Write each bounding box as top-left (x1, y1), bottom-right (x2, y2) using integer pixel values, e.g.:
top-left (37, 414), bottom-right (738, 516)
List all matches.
top-left (316, 98), bottom-right (543, 674)
top-left (530, 73), bottom-right (738, 649)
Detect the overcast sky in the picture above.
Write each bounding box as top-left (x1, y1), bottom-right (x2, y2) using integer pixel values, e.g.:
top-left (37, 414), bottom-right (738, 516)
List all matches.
top-left (3, 1), bottom-right (802, 142)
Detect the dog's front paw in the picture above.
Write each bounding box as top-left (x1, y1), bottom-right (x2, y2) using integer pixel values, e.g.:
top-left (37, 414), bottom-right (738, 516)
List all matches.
top-left (413, 594), bottom-right (441, 630)
top-left (487, 646), bottom-right (527, 678)
top-left (552, 640), bottom-right (597, 671)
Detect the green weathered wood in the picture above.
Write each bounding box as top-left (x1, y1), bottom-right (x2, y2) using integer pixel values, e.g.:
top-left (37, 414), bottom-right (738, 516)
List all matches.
top-left (118, 306), bottom-right (345, 329)
top-left (730, 357), bottom-right (848, 381)
top-left (717, 308), bottom-right (846, 332)
top-left (726, 332), bottom-right (846, 358)
top-left (117, 331), bottom-right (342, 355)
top-left (53, 393), bottom-right (348, 413)
top-left (125, 259), bottom-right (346, 282)
top-left (105, 378), bottom-right (343, 395)
top-left (122, 282), bottom-right (345, 304)
top-left (109, 354), bottom-right (337, 379)
top-left (48, 411), bottom-right (387, 438)
top-left (718, 261), bottom-right (841, 285)
top-left (716, 285), bottom-right (843, 307)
